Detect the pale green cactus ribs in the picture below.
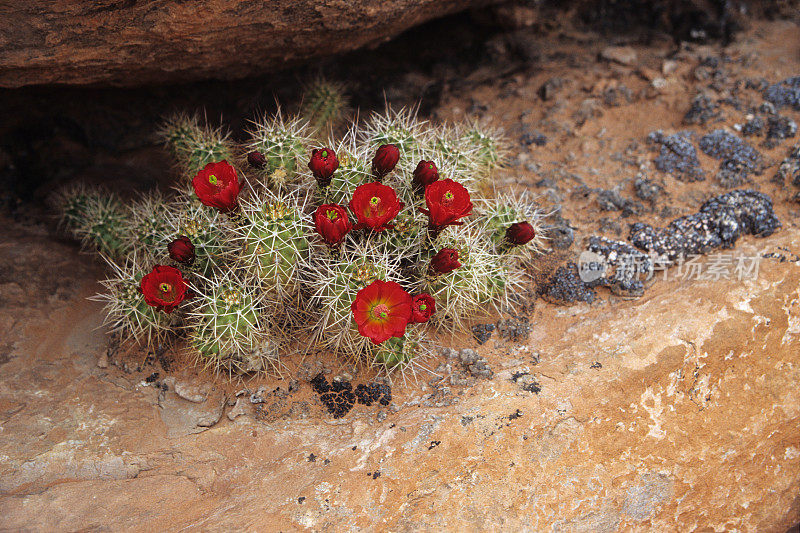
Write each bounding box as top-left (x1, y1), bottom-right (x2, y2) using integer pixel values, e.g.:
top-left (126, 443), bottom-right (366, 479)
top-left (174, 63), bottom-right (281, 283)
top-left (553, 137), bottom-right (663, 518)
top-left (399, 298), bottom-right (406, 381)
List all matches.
top-left (159, 113), bottom-right (234, 175)
top-left (185, 270), bottom-right (277, 374)
top-left (302, 78), bottom-right (350, 135)
top-left (242, 110), bottom-right (313, 189)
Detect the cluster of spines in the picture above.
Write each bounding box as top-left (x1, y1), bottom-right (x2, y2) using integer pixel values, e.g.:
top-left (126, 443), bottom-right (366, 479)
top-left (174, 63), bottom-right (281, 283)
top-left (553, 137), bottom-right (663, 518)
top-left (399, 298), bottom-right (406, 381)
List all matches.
top-left (302, 78), bottom-right (350, 135)
top-left (59, 103), bottom-right (541, 377)
top-left (241, 110), bottom-right (313, 189)
top-left (158, 113), bottom-right (234, 175)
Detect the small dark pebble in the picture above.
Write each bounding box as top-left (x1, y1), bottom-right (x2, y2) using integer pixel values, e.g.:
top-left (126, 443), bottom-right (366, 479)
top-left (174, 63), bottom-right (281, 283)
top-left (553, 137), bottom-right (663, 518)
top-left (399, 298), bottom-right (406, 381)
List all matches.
top-left (683, 94), bottom-right (721, 125)
top-left (544, 214), bottom-right (575, 250)
top-left (539, 262), bottom-right (595, 305)
top-left (699, 129), bottom-right (764, 183)
top-left (145, 372), bottom-right (159, 383)
top-left (741, 115), bottom-right (765, 137)
top-left (471, 323), bottom-right (495, 345)
top-left (428, 441), bottom-right (441, 450)
top-left (591, 361), bottom-right (603, 369)
top-left (766, 115), bottom-right (797, 141)
top-left (649, 130), bottom-right (705, 182)
top-left (634, 176), bottom-right (663, 203)
top-left (775, 144), bottom-right (800, 185)
top-left (584, 236), bottom-right (652, 298)
top-left (496, 315), bottom-right (530, 342)
top-left (763, 76), bottom-right (800, 110)
top-left (298, 497), bottom-right (306, 504)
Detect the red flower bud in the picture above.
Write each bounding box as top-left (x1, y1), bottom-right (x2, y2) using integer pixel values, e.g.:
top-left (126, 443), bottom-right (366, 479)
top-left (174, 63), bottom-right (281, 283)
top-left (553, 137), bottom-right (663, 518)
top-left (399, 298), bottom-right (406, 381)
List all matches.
top-left (505, 221), bottom-right (536, 246)
top-left (371, 144), bottom-right (400, 178)
top-left (429, 248), bottom-right (461, 275)
top-left (349, 182), bottom-right (404, 232)
top-left (247, 151), bottom-right (267, 169)
top-left (419, 178), bottom-right (472, 230)
top-left (140, 265), bottom-right (189, 314)
top-left (308, 148), bottom-right (339, 187)
top-left (167, 235), bottom-right (195, 264)
top-left (313, 204), bottom-right (352, 246)
top-left (192, 160), bottom-right (240, 213)
top-left (410, 293), bottom-right (436, 323)
top-left (412, 160), bottom-right (439, 189)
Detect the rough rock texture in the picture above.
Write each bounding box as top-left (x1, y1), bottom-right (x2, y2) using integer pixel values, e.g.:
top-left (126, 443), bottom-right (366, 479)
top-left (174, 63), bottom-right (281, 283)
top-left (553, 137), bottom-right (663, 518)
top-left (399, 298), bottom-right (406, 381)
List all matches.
top-left (1, 219), bottom-right (798, 530)
top-left (0, 0), bottom-right (494, 88)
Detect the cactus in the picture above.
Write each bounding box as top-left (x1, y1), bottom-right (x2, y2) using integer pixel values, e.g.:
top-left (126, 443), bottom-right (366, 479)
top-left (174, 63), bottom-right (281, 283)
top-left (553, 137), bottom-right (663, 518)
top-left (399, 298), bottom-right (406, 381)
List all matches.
top-left (305, 238), bottom-right (408, 361)
top-left (372, 329), bottom-right (430, 376)
top-left (362, 105), bottom-right (430, 164)
top-left (459, 121), bottom-right (509, 178)
top-left (185, 270), bottom-right (278, 374)
top-left (311, 126), bottom-right (371, 206)
top-left (302, 78), bottom-right (350, 135)
top-left (71, 104), bottom-right (547, 376)
top-left (421, 223), bottom-right (521, 335)
top-left (233, 189), bottom-right (310, 289)
top-left (159, 113), bottom-right (234, 175)
top-left (242, 110), bottom-right (312, 189)
top-left (69, 190), bottom-right (130, 259)
top-left (161, 195), bottom-right (232, 277)
top-left (122, 191), bottom-right (174, 259)
top-left (91, 253), bottom-right (177, 346)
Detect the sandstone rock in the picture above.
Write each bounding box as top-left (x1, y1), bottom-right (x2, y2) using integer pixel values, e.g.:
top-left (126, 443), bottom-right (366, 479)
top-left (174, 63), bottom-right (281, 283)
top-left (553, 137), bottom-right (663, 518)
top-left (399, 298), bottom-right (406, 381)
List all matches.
top-left (600, 45), bottom-right (639, 66)
top-left (0, 219), bottom-right (798, 530)
top-left (0, 0), bottom-right (496, 88)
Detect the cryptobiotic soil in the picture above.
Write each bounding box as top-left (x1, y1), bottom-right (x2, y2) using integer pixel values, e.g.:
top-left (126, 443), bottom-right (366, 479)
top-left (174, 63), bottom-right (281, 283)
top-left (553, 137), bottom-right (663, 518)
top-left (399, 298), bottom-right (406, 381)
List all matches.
top-left (1, 17), bottom-right (800, 531)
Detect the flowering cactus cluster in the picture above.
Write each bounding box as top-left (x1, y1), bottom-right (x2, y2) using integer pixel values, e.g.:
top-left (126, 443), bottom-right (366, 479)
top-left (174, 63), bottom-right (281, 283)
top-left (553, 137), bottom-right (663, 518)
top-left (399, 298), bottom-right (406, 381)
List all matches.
top-left (54, 103), bottom-right (546, 375)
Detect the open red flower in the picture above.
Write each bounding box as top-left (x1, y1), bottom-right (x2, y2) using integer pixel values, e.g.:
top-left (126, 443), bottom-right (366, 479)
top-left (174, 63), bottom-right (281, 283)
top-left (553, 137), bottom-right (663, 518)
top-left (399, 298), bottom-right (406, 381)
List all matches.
top-left (505, 221), bottom-right (536, 245)
top-left (308, 148), bottom-right (339, 187)
top-left (140, 265), bottom-right (189, 313)
top-left (168, 235), bottom-right (195, 264)
top-left (429, 248), bottom-right (461, 275)
top-left (419, 178), bottom-right (472, 230)
top-left (372, 144), bottom-right (400, 178)
top-left (192, 160), bottom-right (240, 213)
top-left (349, 182), bottom-right (404, 232)
top-left (410, 294), bottom-right (436, 323)
top-left (351, 280), bottom-right (412, 344)
top-left (412, 160), bottom-right (439, 189)
top-left (314, 204), bottom-right (352, 245)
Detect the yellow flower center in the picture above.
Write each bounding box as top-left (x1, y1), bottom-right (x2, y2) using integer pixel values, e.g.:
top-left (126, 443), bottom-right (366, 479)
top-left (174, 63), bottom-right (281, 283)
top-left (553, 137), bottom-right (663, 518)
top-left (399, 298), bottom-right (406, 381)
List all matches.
top-left (321, 150), bottom-right (328, 158)
top-left (208, 174), bottom-right (218, 185)
top-left (419, 303), bottom-right (427, 311)
top-left (370, 196), bottom-right (380, 207)
top-left (444, 191), bottom-right (453, 200)
top-left (326, 209), bottom-right (339, 221)
top-left (159, 282), bottom-right (173, 294)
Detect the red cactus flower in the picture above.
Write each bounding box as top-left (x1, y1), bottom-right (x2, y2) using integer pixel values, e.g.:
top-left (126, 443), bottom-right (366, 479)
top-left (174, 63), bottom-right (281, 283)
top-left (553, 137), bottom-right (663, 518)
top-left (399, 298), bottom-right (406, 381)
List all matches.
top-left (167, 235), bottom-right (195, 264)
top-left (505, 221), bottom-right (536, 245)
top-left (419, 178), bottom-right (472, 230)
top-left (351, 280), bottom-right (412, 344)
top-left (314, 204), bottom-right (352, 246)
top-left (429, 248), bottom-right (461, 275)
top-left (412, 160), bottom-right (439, 189)
top-left (372, 144), bottom-right (400, 178)
top-left (140, 265), bottom-right (189, 313)
top-left (247, 151), bottom-right (267, 169)
top-left (308, 148), bottom-right (339, 187)
top-left (349, 182), bottom-right (404, 232)
top-left (192, 160), bottom-right (240, 213)
top-left (410, 293), bottom-right (436, 323)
